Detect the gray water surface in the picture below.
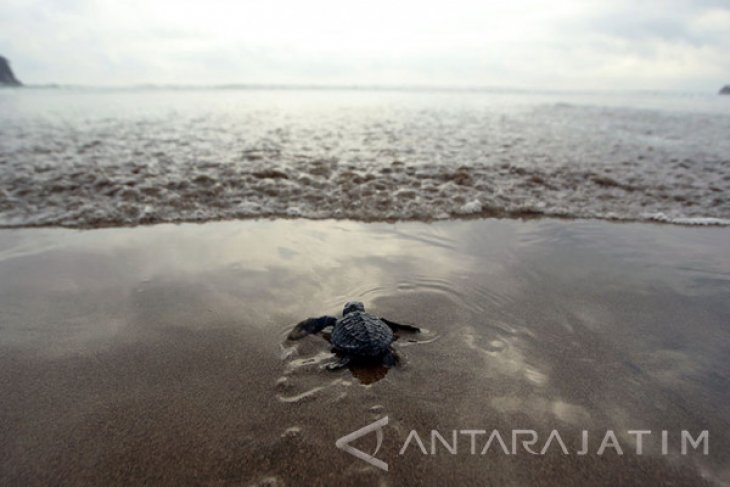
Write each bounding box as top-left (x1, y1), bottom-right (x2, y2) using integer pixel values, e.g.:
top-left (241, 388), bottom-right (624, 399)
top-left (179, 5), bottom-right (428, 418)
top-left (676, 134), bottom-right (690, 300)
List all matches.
top-left (1, 88), bottom-right (729, 227)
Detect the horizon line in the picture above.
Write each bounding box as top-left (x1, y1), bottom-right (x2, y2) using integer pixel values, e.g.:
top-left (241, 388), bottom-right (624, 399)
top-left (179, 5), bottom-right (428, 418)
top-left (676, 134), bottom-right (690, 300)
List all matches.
top-left (2, 82), bottom-right (723, 96)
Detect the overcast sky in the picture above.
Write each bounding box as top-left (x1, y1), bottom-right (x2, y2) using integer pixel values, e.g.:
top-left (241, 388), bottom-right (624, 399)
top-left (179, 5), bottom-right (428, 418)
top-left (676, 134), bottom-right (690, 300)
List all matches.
top-left (1, 0), bottom-right (728, 90)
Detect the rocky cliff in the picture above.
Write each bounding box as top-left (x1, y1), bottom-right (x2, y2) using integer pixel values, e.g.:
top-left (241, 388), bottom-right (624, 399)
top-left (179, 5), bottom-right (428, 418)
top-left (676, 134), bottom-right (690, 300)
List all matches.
top-left (0, 56), bottom-right (21, 86)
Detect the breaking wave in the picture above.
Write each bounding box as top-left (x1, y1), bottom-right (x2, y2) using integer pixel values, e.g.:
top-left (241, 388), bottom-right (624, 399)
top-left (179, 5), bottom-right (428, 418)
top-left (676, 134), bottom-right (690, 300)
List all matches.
top-left (1, 89), bottom-right (728, 227)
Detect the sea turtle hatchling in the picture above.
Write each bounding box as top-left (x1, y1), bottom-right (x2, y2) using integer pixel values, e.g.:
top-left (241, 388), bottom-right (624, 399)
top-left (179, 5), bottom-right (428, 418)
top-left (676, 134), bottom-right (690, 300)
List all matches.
top-left (288, 301), bottom-right (420, 369)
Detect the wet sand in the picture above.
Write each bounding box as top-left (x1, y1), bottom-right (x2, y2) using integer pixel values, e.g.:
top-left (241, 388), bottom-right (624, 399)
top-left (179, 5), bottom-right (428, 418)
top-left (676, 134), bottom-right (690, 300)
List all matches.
top-left (0, 218), bottom-right (728, 486)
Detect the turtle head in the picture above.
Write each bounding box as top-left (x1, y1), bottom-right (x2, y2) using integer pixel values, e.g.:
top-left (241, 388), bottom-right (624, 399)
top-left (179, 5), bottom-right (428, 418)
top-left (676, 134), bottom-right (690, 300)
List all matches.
top-left (343, 301), bottom-right (365, 315)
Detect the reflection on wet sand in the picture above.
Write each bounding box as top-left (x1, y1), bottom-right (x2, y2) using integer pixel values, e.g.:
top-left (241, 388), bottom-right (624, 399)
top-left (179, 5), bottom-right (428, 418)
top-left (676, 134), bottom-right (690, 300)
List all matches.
top-left (0, 219), bottom-right (728, 486)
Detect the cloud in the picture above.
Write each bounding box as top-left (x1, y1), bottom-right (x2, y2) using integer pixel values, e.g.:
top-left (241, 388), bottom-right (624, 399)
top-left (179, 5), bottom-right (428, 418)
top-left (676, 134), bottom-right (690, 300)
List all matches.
top-left (0, 0), bottom-right (727, 90)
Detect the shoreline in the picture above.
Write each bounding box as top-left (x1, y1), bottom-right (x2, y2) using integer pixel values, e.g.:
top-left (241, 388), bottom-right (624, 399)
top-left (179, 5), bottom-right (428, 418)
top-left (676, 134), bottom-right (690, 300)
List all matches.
top-left (1, 212), bottom-right (728, 231)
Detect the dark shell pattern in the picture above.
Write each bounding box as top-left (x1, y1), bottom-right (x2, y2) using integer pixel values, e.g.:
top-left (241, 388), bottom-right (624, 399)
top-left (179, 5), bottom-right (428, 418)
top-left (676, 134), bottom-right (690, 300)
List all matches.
top-left (331, 311), bottom-right (394, 357)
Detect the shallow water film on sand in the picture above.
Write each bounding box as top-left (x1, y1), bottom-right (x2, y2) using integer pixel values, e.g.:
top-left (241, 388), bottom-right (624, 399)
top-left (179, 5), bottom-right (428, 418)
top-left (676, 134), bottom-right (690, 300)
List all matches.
top-left (1, 88), bottom-right (729, 227)
top-left (0, 219), bottom-right (728, 485)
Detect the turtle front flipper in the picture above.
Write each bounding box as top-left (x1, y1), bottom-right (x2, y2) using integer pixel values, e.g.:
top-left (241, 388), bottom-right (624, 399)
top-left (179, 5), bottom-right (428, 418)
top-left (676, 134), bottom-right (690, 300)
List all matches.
top-left (381, 318), bottom-right (421, 333)
top-left (288, 316), bottom-right (337, 340)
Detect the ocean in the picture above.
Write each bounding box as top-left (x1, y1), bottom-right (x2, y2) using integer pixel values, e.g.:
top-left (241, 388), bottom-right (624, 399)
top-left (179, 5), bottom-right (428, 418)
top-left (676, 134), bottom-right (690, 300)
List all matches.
top-left (1, 87), bottom-right (728, 227)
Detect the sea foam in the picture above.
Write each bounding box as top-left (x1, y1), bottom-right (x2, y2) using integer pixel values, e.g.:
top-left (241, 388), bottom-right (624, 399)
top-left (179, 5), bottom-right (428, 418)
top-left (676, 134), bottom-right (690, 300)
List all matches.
top-left (1, 88), bottom-right (728, 227)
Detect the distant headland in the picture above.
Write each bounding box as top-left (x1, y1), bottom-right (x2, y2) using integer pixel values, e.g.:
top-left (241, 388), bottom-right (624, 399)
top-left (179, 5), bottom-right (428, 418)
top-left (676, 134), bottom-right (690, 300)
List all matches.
top-left (720, 85), bottom-right (730, 95)
top-left (0, 56), bottom-right (22, 86)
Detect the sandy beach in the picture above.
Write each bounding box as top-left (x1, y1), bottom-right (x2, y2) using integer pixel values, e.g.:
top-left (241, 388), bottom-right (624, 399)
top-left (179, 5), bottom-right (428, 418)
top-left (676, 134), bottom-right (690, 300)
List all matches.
top-left (3, 1), bottom-right (730, 485)
top-left (0, 218), bottom-right (728, 486)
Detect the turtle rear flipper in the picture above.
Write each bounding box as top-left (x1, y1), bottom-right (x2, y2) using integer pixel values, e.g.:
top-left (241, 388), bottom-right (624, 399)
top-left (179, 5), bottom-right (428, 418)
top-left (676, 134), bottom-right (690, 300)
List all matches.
top-left (288, 316), bottom-right (337, 340)
top-left (381, 318), bottom-right (420, 333)
top-left (382, 350), bottom-right (398, 368)
top-left (326, 355), bottom-right (352, 370)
